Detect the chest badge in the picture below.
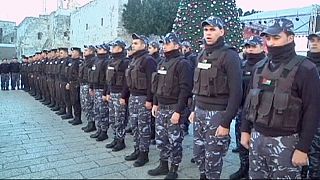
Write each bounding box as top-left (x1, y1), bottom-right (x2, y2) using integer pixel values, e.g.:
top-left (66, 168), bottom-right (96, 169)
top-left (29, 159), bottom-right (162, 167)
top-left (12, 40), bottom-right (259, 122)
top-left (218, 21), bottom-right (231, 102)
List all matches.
top-left (158, 66), bottom-right (167, 75)
top-left (261, 77), bottom-right (272, 86)
top-left (92, 65), bottom-right (96, 70)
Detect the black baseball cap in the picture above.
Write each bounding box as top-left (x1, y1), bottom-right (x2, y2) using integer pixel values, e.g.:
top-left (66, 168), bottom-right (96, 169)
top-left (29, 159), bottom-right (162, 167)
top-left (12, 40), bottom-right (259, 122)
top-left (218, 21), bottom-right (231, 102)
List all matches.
top-left (132, 33), bottom-right (149, 44)
top-left (58, 47), bottom-right (69, 52)
top-left (159, 32), bottom-right (181, 45)
top-left (307, 31), bottom-right (320, 40)
top-left (71, 47), bottom-right (82, 53)
top-left (96, 43), bottom-right (110, 51)
top-left (181, 41), bottom-right (191, 47)
top-left (260, 18), bottom-right (294, 36)
top-left (84, 45), bottom-right (96, 51)
top-left (149, 41), bottom-right (160, 49)
top-left (201, 16), bottom-right (224, 29)
top-left (112, 40), bottom-right (126, 49)
top-left (243, 36), bottom-right (264, 46)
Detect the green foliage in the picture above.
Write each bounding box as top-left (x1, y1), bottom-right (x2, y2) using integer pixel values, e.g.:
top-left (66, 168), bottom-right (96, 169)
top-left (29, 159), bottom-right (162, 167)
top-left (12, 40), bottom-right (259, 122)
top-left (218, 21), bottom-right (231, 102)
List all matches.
top-left (122, 0), bottom-right (179, 36)
top-left (172, 0), bottom-right (243, 52)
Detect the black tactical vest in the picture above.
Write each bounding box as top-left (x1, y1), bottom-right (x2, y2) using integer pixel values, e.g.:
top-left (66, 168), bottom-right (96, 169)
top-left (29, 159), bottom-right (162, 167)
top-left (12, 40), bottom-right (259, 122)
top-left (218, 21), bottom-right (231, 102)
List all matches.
top-left (125, 56), bottom-right (148, 90)
top-left (151, 56), bottom-right (182, 99)
top-left (106, 59), bottom-right (125, 87)
top-left (88, 58), bottom-right (105, 85)
top-left (192, 45), bottom-right (233, 97)
top-left (244, 55), bottom-right (305, 132)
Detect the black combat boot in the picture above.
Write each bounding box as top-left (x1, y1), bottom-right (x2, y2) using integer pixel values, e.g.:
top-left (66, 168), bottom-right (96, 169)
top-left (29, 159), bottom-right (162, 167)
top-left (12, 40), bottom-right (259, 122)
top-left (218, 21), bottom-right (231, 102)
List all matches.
top-left (96, 130), bottom-right (108, 141)
top-left (90, 129), bottom-right (101, 138)
top-left (68, 118), bottom-right (75, 124)
top-left (147, 160), bottom-right (169, 176)
top-left (229, 167), bottom-right (248, 179)
top-left (71, 117), bottom-right (82, 126)
top-left (164, 164), bottom-right (179, 179)
top-left (232, 146), bottom-right (240, 153)
top-left (229, 162), bottom-right (249, 179)
top-left (61, 113), bottom-right (73, 119)
top-left (83, 122), bottom-right (97, 133)
top-left (51, 105), bottom-right (60, 111)
top-left (56, 108), bottom-right (66, 115)
top-left (124, 149), bottom-right (140, 161)
top-left (81, 123), bottom-right (89, 130)
top-left (43, 100), bottom-right (51, 105)
top-left (133, 151), bottom-right (149, 167)
top-left (125, 126), bottom-right (132, 134)
top-left (200, 173), bottom-right (208, 180)
top-left (105, 139), bottom-right (117, 149)
top-left (48, 101), bottom-right (55, 108)
top-left (191, 158), bottom-right (195, 163)
top-left (35, 95), bottom-right (42, 100)
top-left (112, 139), bottom-right (126, 152)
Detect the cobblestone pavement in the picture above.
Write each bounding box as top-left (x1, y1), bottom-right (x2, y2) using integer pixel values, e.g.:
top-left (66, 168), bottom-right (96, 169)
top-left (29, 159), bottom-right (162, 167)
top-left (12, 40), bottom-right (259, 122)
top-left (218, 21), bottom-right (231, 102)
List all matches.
top-left (0, 90), bottom-right (239, 179)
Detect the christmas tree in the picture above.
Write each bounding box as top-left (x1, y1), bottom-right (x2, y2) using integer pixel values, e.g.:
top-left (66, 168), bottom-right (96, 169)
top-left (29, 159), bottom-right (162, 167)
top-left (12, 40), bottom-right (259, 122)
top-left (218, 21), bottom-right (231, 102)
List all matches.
top-left (172, 0), bottom-right (243, 52)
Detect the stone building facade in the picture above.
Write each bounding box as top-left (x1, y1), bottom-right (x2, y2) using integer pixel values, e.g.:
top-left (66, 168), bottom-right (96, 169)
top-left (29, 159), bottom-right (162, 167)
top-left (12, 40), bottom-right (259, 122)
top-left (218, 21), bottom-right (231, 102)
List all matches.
top-left (70, 0), bottom-right (129, 48)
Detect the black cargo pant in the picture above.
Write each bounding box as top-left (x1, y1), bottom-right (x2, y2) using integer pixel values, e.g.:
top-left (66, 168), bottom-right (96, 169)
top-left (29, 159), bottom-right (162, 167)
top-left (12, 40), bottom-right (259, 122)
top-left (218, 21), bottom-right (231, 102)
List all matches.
top-left (70, 82), bottom-right (81, 119)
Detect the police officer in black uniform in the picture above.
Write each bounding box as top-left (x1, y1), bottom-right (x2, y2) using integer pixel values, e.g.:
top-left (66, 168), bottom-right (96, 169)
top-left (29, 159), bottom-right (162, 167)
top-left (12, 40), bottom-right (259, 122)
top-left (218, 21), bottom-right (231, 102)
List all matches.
top-left (20, 55), bottom-right (29, 91)
top-left (300, 31), bottom-right (320, 179)
top-left (66, 47), bottom-right (83, 126)
top-left (189, 16), bottom-right (242, 179)
top-left (148, 40), bottom-right (162, 145)
top-left (80, 45), bottom-right (97, 133)
top-left (241, 18), bottom-right (320, 179)
top-left (124, 33), bottom-right (157, 167)
top-left (230, 36), bottom-right (266, 179)
top-left (148, 32), bottom-right (193, 179)
top-left (104, 40), bottom-right (130, 151)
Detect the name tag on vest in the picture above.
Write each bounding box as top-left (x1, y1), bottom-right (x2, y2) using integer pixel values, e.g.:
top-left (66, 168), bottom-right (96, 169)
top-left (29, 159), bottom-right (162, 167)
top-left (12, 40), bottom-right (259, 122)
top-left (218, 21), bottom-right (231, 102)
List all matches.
top-left (158, 70), bottom-right (167, 75)
top-left (108, 66), bottom-right (115, 70)
top-left (197, 62), bottom-right (211, 69)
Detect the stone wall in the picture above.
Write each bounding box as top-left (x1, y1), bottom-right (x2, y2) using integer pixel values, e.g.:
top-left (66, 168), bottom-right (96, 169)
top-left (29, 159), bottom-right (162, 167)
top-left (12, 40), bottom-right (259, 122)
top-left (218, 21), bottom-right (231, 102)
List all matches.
top-left (70, 0), bottom-right (129, 48)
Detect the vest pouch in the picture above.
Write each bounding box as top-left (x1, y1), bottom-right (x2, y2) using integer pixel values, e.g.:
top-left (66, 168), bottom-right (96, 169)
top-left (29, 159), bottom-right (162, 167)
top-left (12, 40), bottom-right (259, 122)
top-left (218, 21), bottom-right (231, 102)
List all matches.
top-left (88, 70), bottom-right (94, 83)
top-left (137, 71), bottom-right (147, 90)
top-left (115, 72), bottom-right (125, 86)
top-left (199, 69), bottom-right (210, 96)
top-left (84, 69), bottom-right (90, 81)
top-left (208, 67), bottom-right (218, 96)
top-left (215, 73), bottom-right (229, 95)
top-left (106, 68), bottom-right (115, 85)
top-left (125, 69), bottom-right (132, 88)
top-left (79, 66), bottom-right (84, 79)
top-left (163, 72), bottom-right (175, 97)
top-left (284, 96), bottom-right (302, 131)
top-left (64, 67), bottom-right (69, 76)
top-left (92, 70), bottom-right (99, 84)
top-left (246, 88), bottom-right (261, 122)
top-left (270, 93), bottom-right (288, 129)
top-left (151, 72), bottom-right (158, 94)
top-left (256, 92), bottom-right (274, 126)
top-left (192, 68), bottom-right (201, 94)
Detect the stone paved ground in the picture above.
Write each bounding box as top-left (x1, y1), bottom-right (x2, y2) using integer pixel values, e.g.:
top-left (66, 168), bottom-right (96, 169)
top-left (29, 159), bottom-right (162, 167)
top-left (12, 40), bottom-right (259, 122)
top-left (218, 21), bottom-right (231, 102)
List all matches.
top-left (0, 90), bottom-right (239, 179)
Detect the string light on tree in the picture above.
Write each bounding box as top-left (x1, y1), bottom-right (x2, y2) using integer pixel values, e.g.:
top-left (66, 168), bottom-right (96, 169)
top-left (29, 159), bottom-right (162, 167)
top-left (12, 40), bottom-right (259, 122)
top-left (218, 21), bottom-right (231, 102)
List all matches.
top-left (172, 0), bottom-right (243, 52)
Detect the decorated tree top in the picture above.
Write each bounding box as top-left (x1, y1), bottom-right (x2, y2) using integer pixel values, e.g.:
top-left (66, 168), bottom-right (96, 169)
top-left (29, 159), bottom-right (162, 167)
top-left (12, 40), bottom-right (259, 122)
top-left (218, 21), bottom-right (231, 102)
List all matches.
top-left (172, 0), bottom-right (243, 52)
